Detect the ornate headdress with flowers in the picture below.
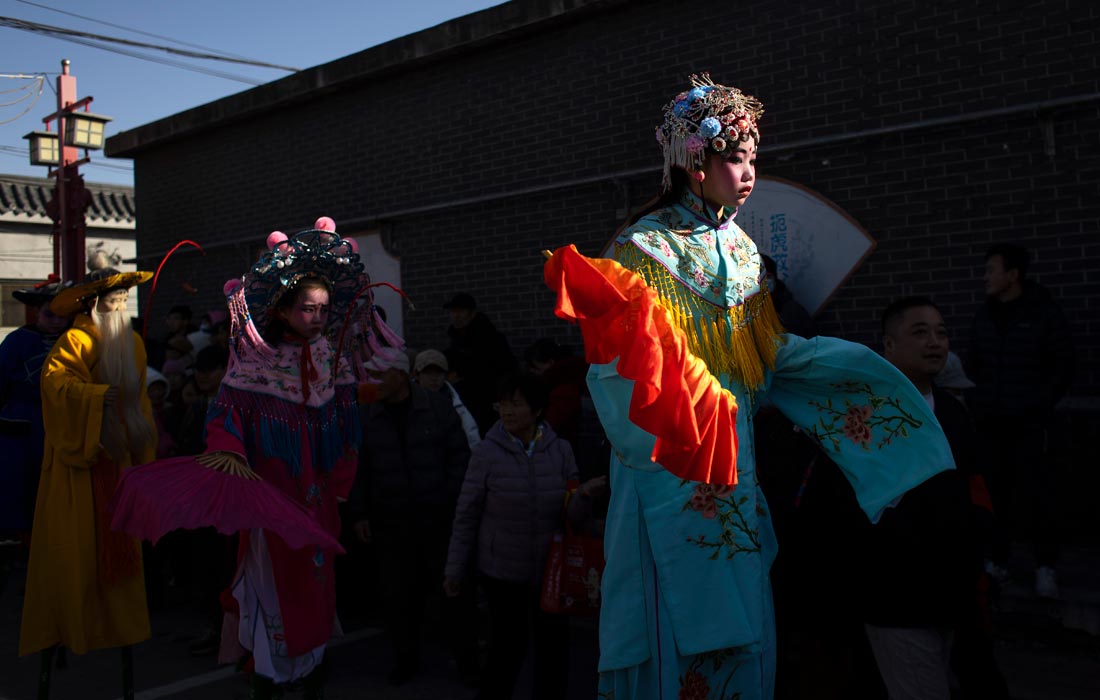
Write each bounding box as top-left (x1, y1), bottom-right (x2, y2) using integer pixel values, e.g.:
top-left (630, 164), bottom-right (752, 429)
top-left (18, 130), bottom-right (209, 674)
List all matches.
top-left (228, 216), bottom-right (364, 337)
top-left (222, 216), bottom-right (406, 384)
top-left (211, 217), bottom-right (407, 473)
top-left (655, 73), bottom-right (764, 192)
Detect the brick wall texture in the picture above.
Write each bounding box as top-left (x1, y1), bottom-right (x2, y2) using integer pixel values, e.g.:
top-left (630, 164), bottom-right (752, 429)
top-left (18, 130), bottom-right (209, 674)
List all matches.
top-left (128, 0), bottom-right (1100, 396)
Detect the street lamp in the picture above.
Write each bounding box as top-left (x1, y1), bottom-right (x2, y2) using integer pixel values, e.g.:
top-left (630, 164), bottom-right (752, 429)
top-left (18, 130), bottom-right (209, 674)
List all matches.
top-left (22, 130), bottom-right (59, 166)
top-left (65, 112), bottom-right (112, 150)
top-left (21, 59), bottom-right (113, 283)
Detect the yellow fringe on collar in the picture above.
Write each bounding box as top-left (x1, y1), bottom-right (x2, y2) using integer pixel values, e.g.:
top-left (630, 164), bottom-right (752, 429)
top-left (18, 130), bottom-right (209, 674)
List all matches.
top-left (616, 244), bottom-right (786, 392)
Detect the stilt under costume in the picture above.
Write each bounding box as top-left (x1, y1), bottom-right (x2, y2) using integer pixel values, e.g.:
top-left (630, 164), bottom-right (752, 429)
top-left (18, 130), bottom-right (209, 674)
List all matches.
top-left (542, 76), bottom-right (956, 699)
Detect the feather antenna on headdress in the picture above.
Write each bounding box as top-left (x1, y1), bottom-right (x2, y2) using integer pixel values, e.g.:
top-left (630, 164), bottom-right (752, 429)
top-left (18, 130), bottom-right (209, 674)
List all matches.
top-left (372, 307), bottom-right (405, 350)
top-left (143, 240), bottom-right (204, 339)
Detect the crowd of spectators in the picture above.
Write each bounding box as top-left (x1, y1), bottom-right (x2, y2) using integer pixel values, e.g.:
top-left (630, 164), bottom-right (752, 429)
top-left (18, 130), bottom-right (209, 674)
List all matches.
top-left (0, 241), bottom-right (1078, 698)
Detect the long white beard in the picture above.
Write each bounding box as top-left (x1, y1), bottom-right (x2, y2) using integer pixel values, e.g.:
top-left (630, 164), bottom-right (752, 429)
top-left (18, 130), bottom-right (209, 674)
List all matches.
top-left (92, 307), bottom-right (154, 463)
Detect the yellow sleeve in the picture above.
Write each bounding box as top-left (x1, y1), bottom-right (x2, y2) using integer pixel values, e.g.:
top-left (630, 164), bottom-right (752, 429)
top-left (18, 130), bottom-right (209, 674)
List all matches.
top-left (40, 327), bottom-right (108, 469)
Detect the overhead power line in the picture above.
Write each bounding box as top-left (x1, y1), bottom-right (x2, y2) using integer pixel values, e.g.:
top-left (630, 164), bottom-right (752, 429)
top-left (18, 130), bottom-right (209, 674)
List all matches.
top-left (0, 16), bottom-right (301, 72)
top-left (37, 30), bottom-right (270, 84)
top-left (14, 0), bottom-right (261, 62)
top-left (0, 75), bottom-right (44, 124)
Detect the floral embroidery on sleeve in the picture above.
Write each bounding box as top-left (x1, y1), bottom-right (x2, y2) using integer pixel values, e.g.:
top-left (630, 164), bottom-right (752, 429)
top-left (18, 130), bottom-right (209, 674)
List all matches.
top-left (682, 482), bottom-right (761, 559)
top-left (679, 647), bottom-right (747, 699)
top-left (679, 670), bottom-right (710, 700)
top-left (808, 380), bottom-right (923, 452)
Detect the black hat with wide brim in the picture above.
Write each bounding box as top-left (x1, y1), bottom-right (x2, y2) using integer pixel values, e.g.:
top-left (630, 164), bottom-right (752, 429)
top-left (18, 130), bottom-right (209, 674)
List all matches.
top-left (12, 280), bottom-right (68, 306)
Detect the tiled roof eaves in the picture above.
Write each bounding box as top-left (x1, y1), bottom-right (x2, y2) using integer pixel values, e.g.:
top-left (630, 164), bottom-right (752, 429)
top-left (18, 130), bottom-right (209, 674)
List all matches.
top-left (0, 174), bottom-right (135, 226)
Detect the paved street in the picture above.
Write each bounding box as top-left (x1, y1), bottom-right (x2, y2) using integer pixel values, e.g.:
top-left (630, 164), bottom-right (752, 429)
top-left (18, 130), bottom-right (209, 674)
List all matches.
top-left (0, 550), bottom-right (599, 700)
top-left (1, 542), bottom-right (1097, 699)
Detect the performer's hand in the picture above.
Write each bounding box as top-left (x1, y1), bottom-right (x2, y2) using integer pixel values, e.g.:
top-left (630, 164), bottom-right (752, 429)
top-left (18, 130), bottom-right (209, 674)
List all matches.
top-left (353, 519), bottom-right (372, 544)
top-left (443, 577), bottom-right (461, 598)
top-left (578, 475), bottom-right (609, 499)
top-left (103, 386), bottom-right (119, 408)
top-left (196, 451), bottom-right (261, 481)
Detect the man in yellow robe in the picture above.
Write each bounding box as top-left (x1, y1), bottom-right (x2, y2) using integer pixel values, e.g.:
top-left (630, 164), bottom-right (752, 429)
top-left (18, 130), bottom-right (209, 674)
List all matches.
top-left (19, 268), bottom-right (156, 697)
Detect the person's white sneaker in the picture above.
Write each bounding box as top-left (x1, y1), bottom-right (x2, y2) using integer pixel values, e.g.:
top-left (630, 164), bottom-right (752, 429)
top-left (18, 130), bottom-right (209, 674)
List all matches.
top-left (984, 559), bottom-right (1010, 584)
top-left (1035, 565), bottom-right (1059, 599)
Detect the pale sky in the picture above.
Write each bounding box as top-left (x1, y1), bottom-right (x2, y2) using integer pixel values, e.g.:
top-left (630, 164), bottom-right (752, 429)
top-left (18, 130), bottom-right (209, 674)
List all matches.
top-left (0, 0), bottom-right (504, 186)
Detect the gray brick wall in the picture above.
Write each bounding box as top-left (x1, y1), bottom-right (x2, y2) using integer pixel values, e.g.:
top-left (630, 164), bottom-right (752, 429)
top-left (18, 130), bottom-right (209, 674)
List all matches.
top-left (130, 0), bottom-right (1100, 395)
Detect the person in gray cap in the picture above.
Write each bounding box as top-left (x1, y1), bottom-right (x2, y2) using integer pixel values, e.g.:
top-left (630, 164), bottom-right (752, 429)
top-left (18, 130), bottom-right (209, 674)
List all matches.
top-left (349, 346), bottom-right (478, 686)
top-left (414, 348), bottom-right (480, 449)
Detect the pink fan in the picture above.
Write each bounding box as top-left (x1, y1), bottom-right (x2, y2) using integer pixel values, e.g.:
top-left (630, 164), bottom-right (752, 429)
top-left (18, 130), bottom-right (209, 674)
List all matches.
top-left (110, 456), bottom-right (344, 552)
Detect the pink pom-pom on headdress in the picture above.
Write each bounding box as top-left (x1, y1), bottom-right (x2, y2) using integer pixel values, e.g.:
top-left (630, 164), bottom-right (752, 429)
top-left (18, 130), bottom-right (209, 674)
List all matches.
top-left (314, 217), bottom-right (336, 232)
top-left (223, 278), bottom-right (242, 297)
top-left (267, 231), bottom-right (288, 250)
top-left (345, 238), bottom-right (359, 254)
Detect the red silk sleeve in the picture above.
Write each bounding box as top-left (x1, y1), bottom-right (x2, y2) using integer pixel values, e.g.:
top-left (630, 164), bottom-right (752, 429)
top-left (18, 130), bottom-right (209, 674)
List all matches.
top-left (544, 245), bottom-right (739, 486)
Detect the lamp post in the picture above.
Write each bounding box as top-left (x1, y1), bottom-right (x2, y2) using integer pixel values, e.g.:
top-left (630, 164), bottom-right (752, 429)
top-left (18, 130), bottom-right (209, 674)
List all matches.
top-left (22, 59), bottom-right (112, 284)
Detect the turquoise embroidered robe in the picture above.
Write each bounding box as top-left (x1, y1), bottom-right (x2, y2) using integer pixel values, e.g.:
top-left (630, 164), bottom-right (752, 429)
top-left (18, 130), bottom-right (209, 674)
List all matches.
top-left (591, 190), bottom-right (955, 699)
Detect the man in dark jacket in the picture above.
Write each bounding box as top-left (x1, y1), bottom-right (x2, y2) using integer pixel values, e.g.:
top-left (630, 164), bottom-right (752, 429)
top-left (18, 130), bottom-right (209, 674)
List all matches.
top-left (348, 347), bottom-right (476, 685)
top-left (443, 293), bottom-right (518, 436)
top-left (865, 297), bottom-right (1009, 700)
top-left (966, 243), bottom-right (1075, 598)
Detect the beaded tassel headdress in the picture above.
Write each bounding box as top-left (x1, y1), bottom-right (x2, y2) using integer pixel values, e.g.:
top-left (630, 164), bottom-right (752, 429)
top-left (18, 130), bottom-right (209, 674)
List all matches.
top-left (222, 216), bottom-right (406, 377)
top-left (655, 73), bottom-right (764, 192)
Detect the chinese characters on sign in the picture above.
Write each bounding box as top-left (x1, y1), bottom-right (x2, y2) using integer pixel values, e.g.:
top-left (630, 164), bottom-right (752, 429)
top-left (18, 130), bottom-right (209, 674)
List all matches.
top-left (738, 177), bottom-right (875, 315)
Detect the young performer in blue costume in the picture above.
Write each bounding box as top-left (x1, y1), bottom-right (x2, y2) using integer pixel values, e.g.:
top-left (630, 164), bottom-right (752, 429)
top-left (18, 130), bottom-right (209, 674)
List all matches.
top-left (544, 74), bottom-right (957, 699)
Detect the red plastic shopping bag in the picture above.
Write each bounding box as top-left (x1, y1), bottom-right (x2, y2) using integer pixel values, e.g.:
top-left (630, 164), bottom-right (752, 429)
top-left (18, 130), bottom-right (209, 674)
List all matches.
top-left (540, 525), bottom-right (604, 615)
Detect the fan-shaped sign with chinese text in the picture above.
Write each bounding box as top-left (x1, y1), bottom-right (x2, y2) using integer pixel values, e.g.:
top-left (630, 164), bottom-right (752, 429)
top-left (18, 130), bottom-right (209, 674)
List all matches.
top-left (736, 176), bottom-right (875, 315)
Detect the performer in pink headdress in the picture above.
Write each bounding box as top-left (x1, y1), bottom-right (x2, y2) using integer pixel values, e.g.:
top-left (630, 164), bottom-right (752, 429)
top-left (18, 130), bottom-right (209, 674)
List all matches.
top-left (114, 216), bottom-right (403, 699)
top-left (206, 217), bottom-right (404, 698)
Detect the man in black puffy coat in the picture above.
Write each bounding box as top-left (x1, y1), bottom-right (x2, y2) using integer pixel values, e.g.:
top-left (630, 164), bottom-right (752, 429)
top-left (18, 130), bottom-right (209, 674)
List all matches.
top-left (443, 293), bottom-right (518, 436)
top-left (966, 243), bottom-right (1075, 598)
top-left (347, 347), bottom-right (476, 685)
